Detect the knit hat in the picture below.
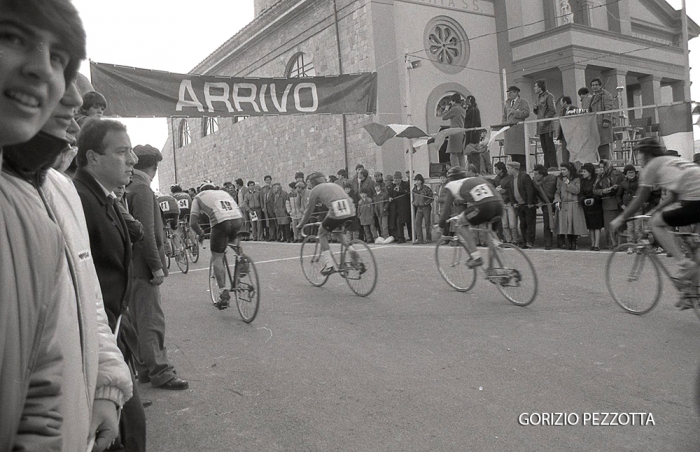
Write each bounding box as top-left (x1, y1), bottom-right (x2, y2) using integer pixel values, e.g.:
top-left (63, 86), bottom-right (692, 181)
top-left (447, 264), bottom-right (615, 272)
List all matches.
top-left (623, 164), bottom-right (636, 174)
top-left (506, 161), bottom-right (520, 169)
top-left (294, 171), bottom-right (304, 180)
top-left (374, 171), bottom-right (383, 178)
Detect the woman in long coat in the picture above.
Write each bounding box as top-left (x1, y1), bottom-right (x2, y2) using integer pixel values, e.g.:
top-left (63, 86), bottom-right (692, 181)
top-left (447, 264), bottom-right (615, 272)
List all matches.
top-left (579, 162), bottom-right (604, 250)
top-left (553, 162), bottom-right (587, 250)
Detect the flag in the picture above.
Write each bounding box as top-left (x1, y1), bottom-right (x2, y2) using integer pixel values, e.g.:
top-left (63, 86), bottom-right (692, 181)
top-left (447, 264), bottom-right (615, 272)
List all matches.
top-left (559, 114), bottom-right (600, 163)
top-left (413, 127), bottom-right (470, 148)
top-left (658, 102), bottom-right (694, 160)
top-left (363, 123), bottom-right (428, 146)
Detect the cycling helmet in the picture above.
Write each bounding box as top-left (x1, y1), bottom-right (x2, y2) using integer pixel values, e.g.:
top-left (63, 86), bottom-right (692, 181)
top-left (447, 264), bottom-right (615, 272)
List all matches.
top-left (306, 172), bottom-right (325, 184)
top-left (633, 137), bottom-right (666, 158)
top-left (446, 166), bottom-right (468, 181)
top-left (170, 184), bottom-right (183, 193)
top-left (197, 181), bottom-right (217, 192)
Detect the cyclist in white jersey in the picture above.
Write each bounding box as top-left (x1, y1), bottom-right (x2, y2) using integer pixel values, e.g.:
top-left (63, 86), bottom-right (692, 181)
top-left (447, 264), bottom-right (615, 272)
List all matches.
top-left (610, 138), bottom-right (700, 286)
top-left (296, 172), bottom-right (359, 275)
top-left (190, 182), bottom-right (243, 309)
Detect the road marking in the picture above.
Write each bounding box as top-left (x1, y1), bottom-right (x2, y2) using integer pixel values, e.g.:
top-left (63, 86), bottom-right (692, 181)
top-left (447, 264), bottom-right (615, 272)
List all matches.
top-left (182, 245), bottom-right (395, 273)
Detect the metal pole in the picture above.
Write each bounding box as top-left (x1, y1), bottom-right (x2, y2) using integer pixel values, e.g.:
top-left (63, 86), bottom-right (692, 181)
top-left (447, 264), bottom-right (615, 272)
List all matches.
top-left (681, 0), bottom-right (691, 100)
top-left (170, 117), bottom-right (178, 184)
top-left (333, 0), bottom-right (349, 172)
top-left (405, 53), bottom-right (417, 244)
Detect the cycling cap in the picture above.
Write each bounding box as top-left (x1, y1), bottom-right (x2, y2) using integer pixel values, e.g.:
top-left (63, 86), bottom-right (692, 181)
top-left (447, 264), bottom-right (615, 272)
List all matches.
top-left (446, 166), bottom-right (468, 181)
top-left (633, 137), bottom-right (666, 158)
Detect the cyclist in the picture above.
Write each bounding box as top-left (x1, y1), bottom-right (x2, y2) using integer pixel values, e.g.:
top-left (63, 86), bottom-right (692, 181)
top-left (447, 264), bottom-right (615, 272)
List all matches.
top-left (157, 190), bottom-right (181, 256)
top-left (438, 166), bottom-right (504, 268)
top-left (610, 138), bottom-right (700, 294)
top-left (190, 182), bottom-right (244, 309)
top-left (171, 184), bottom-right (192, 222)
top-left (296, 172), bottom-right (359, 275)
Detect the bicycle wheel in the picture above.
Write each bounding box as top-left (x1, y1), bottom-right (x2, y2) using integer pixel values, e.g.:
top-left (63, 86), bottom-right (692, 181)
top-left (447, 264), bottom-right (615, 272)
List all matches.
top-left (187, 229), bottom-right (200, 263)
top-left (300, 236), bottom-right (329, 287)
top-left (209, 252), bottom-right (232, 307)
top-left (234, 254), bottom-right (260, 323)
top-left (342, 240), bottom-right (378, 297)
top-left (490, 243), bottom-right (538, 306)
top-left (605, 244), bottom-right (662, 314)
top-left (434, 237), bottom-right (477, 292)
top-left (172, 234), bottom-right (189, 273)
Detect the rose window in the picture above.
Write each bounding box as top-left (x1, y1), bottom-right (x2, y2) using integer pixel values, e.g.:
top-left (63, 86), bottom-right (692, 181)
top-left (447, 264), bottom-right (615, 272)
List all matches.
top-left (423, 17), bottom-right (469, 74)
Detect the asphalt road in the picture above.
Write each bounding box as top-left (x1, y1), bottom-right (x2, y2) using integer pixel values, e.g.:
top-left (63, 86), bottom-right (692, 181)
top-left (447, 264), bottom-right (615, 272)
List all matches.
top-left (139, 240), bottom-right (700, 452)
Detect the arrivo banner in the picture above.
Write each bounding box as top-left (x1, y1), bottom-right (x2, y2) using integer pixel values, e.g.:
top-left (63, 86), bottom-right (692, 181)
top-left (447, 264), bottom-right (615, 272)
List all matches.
top-left (90, 61), bottom-right (378, 118)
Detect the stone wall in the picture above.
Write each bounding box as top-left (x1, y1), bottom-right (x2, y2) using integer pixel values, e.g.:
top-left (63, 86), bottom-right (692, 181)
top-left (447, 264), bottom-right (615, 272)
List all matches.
top-left (159, 0), bottom-right (379, 189)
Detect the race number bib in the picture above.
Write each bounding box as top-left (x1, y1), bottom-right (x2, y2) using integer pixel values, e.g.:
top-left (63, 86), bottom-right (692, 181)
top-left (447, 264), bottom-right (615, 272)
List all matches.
top-left (330, 199), bottom-right (351, 217)
top-left (219, 200), bottom-right (234, 211)
top-left (159, 201), bottom-right (170, 212)
top-left (469, 183), bottom-right (494, 202)
top-left (177, 199), bottom-right (189, 209)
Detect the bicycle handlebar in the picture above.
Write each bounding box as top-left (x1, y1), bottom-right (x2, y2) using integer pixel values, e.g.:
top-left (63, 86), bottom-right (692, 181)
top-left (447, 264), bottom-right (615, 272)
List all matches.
top-left (627, 215), bottom-right (651, 221)
top-left (300, 222), bottom-right (322, 238)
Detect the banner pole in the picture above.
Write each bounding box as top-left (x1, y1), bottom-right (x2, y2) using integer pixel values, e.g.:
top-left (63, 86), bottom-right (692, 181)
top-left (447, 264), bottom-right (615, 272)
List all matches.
top-left (170, 117), bottom-right (178, 184)
top-left (405, 52), bottom-right (416, 244)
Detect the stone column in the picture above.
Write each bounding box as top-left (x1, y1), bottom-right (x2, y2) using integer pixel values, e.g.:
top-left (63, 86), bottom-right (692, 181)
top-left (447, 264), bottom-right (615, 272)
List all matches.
top-left (671, 80), bottom-right (687, 102)
top-left (559, 63), bottom-right (587, 108)
top-left (638, 75), bottom-right (662, 121)
top-left (602, 68), bottom-right (628, 125)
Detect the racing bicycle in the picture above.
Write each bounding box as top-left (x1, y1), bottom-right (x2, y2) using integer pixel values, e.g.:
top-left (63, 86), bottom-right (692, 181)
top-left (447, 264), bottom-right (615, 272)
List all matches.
top-left (434, 215), bottom-right (538, 306)
top-left (164, 221), bottom-right (188, 273)
top-left (300, 220), bottom-right (378, 297)
top-left (208, 231), bottom-right (260, 323)
top-left (605, 215), bottom-right (700, 320)
top-left (179, 218), bottom-right (200, 263)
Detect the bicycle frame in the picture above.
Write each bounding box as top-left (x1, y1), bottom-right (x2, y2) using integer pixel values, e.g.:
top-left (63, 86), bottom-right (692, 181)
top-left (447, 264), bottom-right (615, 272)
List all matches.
top-left (445, 217), bottom-right (502, 277)
top-left (301, 222), bottom-right (350, 275)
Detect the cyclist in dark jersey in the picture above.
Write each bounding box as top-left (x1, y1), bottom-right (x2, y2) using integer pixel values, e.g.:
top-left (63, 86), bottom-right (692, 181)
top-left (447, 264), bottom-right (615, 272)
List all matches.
top-left (190, 182), bottom-right (244, 309)
top-left (438, 166), bottom-right (504, 267)
top-left (170, 184), bottom-right (192, 222)
top-left (157, 191), bottom-right (180, 230)
top-left (297, 172), bottom-right (359, 275)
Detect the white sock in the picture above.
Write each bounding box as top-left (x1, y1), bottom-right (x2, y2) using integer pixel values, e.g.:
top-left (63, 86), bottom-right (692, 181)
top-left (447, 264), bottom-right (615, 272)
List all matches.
top-left (322, 250), bottom-right (335, 268)
top-left (471, 251), bottom-right (482, 260)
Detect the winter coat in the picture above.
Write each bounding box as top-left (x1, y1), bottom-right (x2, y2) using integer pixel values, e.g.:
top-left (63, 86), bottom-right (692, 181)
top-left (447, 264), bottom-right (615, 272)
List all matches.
top-left (589, 88), bottom-right (614, 145)
top-left (497, 173), bottom-right (514, 204)
top-left (358, 198), bottom-right (374, 225)
top-left (412, 184), bottom-right (434, 208)
top-left (553, 176), bottom-right (587, 235)
top-left (352, 176), bottom-right (375, 199)
top-left (270, 186), bottom-right (290, 225)
top-left (593, 167), bottom-right (624, 211)
top-left (244, 185), bottom-right (263, 210)
top-left (534, 90), bottom-right (556, 135)
top-left (533, 173), bottom-right (557, 204)
top-left (465, 106), bottom-right (482, 144)
top-left (126, 170), bottom-right (166, 278)
top-left (373, 187), bottom-right (390, 217)
top-left (392, 180), bottom-right (411, 222)
top-left (617, 176), bottom-right (639, 208)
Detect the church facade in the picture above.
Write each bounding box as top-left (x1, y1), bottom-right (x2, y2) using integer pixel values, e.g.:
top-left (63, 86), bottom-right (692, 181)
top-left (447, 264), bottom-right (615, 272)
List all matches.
top-left (158, 0), bottom-right (697, 189)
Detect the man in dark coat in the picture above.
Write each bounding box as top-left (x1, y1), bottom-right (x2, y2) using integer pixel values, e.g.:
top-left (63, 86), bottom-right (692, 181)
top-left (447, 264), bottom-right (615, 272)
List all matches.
top-left (126, 144), bottom-right (189, 391)
top-left (74, 119), bottom-right (147, 451)
top-left (392, 171), bottom-right (412, 243)
top-left (506, 161), bottom-right (537, 248)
